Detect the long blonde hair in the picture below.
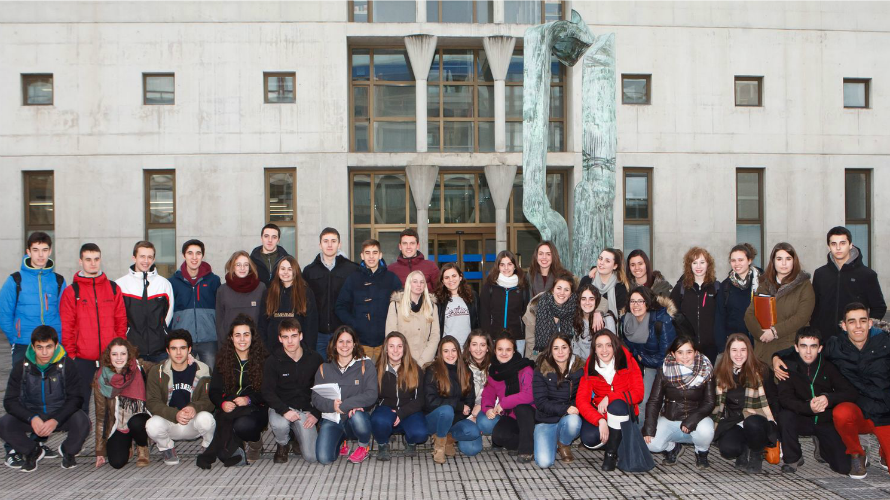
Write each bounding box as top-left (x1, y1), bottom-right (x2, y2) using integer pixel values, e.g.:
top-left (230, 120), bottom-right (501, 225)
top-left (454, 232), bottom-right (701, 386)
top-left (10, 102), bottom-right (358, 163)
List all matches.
top-left (399, 270), bottom-right (436, 323)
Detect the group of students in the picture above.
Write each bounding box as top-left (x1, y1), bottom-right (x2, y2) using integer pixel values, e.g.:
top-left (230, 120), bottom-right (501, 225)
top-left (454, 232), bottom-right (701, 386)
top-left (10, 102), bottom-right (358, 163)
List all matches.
top-left (1, 224), bottom-right (889, 479)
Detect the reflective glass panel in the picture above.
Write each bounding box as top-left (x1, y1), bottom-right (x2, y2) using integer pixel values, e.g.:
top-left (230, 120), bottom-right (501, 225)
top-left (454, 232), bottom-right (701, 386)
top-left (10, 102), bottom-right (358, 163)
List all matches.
top-left (374, 174), bottom-right (407, 224)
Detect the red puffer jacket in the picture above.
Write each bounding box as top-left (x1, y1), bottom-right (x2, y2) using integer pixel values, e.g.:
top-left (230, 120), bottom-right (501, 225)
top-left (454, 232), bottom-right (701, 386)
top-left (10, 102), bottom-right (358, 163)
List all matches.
top-left (576, 346), bottom-right (645, 426)
top-left (60, 272), bottom-right (128, 361)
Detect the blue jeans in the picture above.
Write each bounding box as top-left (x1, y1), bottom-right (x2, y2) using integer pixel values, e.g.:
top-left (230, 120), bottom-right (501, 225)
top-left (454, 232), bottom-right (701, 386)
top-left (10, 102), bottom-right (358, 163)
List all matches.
top-left (316, 411), bottom-right (372, 465)
top-left (646, 416), bottom-right (715, 453)
top-left (533, 415), bottom-right (582, 468)
top-left (370, 406), bottom-right (428, 445)
top-left (476, 412), bottom-right (500, 436)
top-left (424, 406), bottom-right (483, 456)
top-left (191, 341), bottom-right (218, 371)
top-left (516, 340), bottom-right (526, 357)
top-left (316, 332), bottom-right (332, 354)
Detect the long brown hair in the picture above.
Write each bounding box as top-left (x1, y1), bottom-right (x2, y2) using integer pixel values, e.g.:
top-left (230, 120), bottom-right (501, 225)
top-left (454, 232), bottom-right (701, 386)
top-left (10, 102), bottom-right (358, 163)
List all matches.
top-left (326, 325), bottom-right (366, 363)
top-left (528, 241), bottom-right (565, 283)
top-left (435, 263), bottom-right (474, 306)
top-left (763, 242), bottom-right (802, 287)
top-left (216, 314), bottom-right (268, 392)
top-left (681, 247), bottom-right (716, 289)
top-left (375, 331), bottom-right (421, 392)
top-left (485, 250), bottom-right (527, 288)
top-left (266, 256), bottom-right (308, 316)
top-left (224, 250), bottom-right (258, 280)
top-left (462, 329), bottom-right (493, 372)
top-left (714, 333), bottom-right (763, 390)
top-left (536, 334), bottom-right (575, 387)
top-left (626, 249), bottom-right (655, 288)
top-left (587, 329), bottom-right (628, 375)
top-left (99, 337), bottom-right (139, 371)
top-left (430, 336), bottom-right (471, 397)
top-left (594, 248), bottom-right (630, 290)
top-left (573, 284), bottom-right (602, 338)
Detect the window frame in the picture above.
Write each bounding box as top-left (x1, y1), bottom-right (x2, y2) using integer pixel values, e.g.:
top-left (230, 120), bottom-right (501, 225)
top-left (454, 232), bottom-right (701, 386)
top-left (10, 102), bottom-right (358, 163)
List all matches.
top-left (23, 171), bottom-right (55, 241)
top-left (142, 73), bottom-right (175, 106)
top-left (21, 73), bottom-right (54, 106)
top-left (349, 0), bottom-right (416, 22)
top-left (264, 168), bottom-right (298, 254)
top-left (349, 47), bottom-right (416, 153)
top-left (843, 78), bottom-right (871, 109)
top-left (736, 168), bottom-right (764, 267)
top-left (621, 74), bottom-right (652, 105)
top-left (734, 76), bottom-right (763, 107)
top-left (845, 168), bottom-right (872, 264)
top-left (503, 0), bottom-right (565, 24)
top-left (143, 169), bottom-right (177, 276)
top-left (264, 72), bottom-right (297, 104)
top-left (427, 0), bottom-right (494, 23)
top-left (622, 167), bottom-right (653, 259)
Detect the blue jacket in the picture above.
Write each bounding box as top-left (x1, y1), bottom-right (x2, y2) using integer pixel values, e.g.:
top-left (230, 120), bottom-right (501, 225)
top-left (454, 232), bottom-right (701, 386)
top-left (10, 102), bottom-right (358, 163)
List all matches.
top-left (334, 261), bottom-right (402, 348)
top-left (170, 263), bottom-right (221, 344)
top-left (622, 295), bottom-right (678, 370)
top-left (0, 257), bottom-right (66, 345)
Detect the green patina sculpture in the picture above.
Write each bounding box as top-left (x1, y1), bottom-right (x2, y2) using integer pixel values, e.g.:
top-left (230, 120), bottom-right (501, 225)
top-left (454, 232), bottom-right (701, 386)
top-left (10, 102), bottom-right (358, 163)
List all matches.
top-left (522, 10), bottom-right (616, 277)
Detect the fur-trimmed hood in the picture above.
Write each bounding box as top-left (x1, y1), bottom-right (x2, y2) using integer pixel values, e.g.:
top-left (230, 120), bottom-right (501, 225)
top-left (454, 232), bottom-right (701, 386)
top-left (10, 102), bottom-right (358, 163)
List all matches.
top-left (389, 290), bottom-right (437, 305)
top-left (537, 354), bottom-right (584, 376)
top-left (768, 271), bottom-right (812, 298)
top-left (653, 294), bottom-right (678, 317)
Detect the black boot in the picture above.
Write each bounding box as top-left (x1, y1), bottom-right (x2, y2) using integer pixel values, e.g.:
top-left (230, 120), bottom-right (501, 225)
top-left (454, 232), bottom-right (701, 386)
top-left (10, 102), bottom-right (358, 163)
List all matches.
top-left (695, 451), bottom-right (710, 469)
top-left (601, 427), bottom-right (622, 472)
top-left (746, 448), bottom-right (764, 474)
top-left (734, 447), bottom-right (749, 470)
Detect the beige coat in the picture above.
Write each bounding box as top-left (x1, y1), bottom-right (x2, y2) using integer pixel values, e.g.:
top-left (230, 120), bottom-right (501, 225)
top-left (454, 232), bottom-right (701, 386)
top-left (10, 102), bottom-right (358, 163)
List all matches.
top-left (744, 271), bottom-right (815, 366)
top-left (385, 291), bottom-right (440, 366)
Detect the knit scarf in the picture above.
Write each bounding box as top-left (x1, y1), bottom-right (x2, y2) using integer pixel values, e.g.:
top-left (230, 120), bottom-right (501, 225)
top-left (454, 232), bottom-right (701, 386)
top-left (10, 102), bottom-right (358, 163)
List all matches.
top-left (622, 312), bottom-right (650, 344)
top-left (534, 292), bottom-right (578, 352)
top-left (497, 273), bottom-right (519, 289)
top-left (227, 272), bottom-right (260, 294)
top-left (728, 267), bottom-right (759, 295)
top-left (488, 353), bottom-right (534, 396)
top-left (590, 272), bottom-right (618, 317)
top-left (97, 359), bottom-right (147, 432)
top-left (662, 352), bottom-right (713, 390)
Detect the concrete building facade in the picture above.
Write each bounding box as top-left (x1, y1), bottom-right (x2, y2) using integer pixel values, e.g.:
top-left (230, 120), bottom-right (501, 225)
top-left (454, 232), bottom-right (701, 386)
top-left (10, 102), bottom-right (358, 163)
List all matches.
top-left (1, 1), bottom-right (888, 291)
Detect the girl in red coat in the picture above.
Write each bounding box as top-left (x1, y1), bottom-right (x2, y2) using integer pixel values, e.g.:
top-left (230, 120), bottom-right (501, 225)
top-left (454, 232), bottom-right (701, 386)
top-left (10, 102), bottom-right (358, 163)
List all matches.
top-left (576, 329), bottom-right (645, 471)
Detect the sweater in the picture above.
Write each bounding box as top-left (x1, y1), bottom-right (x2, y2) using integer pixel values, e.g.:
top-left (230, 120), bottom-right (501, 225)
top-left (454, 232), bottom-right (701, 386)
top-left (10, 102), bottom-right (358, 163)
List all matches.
top-left (214, 281), bottom-right (266, 344)
top-left (261, 344), bottom-right (324, 420)
top-left (384, 291), bottom-right (440, 366)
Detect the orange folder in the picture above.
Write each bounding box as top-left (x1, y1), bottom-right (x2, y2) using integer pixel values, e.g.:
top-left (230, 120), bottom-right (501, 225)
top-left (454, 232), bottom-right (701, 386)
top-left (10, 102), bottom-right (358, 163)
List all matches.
top-left (753, 295), bottom-right (777, 329)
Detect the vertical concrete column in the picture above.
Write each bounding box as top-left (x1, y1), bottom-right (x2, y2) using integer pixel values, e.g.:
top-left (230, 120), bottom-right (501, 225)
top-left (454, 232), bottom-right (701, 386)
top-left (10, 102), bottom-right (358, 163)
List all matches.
top-left (404, 35), bottom-right (438, 153)
top-left (406, 164), bottom-right (440, 257)
top-left (493, 0), bottom-right (505, 23)
top-left (483, 36), bottom-right (516, 153)
top-left (416, 0), bottom-right (426, 22)
top-left (484, 164), bottom-right (518, 253)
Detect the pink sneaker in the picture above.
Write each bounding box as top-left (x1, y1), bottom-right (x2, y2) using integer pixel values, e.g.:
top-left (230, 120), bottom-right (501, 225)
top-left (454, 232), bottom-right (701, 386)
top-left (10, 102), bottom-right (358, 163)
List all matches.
top-left (339, 442), bottom-right (351, 457)
top-left (348, 446), bottom-right (370, 464)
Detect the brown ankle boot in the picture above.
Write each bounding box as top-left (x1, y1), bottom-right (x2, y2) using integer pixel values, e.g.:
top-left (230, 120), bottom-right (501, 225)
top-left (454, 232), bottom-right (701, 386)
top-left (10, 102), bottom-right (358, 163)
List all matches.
top-left (136, 446), bottom-right (150, 467)
top-left (246, 440), bottom-right (263, 463)
top-left (445, 434), bottom-right (456, 457)
top-left (433, 436), bottom-right (447, 464)
top-left (557, 442), bottom-right (575, 463)
top-left (274, 443), bottom-right (289, 464)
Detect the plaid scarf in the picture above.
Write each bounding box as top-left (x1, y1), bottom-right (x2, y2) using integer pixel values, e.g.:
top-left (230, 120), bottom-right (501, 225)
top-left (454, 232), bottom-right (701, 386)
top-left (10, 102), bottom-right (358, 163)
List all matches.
top-left (662, 352), bottom-right (712, 390)
top-left (712, 380), bottom-right (774, 423)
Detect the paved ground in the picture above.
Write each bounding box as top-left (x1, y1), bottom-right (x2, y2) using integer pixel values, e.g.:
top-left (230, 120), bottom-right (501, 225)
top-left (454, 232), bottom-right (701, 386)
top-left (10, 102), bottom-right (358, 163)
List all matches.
top-left (2, 349), bottom-right (890, 499)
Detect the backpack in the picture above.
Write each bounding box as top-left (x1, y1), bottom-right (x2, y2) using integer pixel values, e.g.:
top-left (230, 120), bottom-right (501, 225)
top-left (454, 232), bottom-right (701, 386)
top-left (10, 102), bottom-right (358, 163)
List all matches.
top-left (70, 280), bottom-right (118, 302)
top-left (10, 271), bottom-right (65, 308)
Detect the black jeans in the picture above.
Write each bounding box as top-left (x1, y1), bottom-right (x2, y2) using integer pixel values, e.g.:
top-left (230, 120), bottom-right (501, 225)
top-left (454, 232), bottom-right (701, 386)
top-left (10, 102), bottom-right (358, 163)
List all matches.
top-left (778, 409), bottom-right (850, 474)
top-left (0, 411), bottom-right (91, 456)
top-left (203, 407), bottom-right (268, 461)
top-left (106, 413), bottom-right (150, 469)
top-left (73, 358), bottom-right (99, 414)
top-left (491, 404), bottom-right (536, 455)
top-left (718, 414), bottom-right (772, 458)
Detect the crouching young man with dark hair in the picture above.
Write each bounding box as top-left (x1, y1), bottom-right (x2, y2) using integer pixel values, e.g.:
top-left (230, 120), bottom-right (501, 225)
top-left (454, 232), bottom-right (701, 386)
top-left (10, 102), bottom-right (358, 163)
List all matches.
top-left (0, 326), bottom-right (89, 472)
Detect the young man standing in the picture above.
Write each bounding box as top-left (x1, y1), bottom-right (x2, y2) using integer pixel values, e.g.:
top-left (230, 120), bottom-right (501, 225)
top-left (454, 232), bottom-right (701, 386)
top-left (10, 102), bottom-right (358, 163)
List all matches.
top-left (116, 241), bottom-right (174, 363)
top-left (335, 239), bottom-right (402, 361)
top-left (811, 226), bottom-right (886, 340)
top-left (1, 232), bottom-right (67, 365)
top-left (250, 223), bottom-right (290, 286)
top-left (262, 318), bottom-right (323, 463)
top-left (303, 228), bottom-right (358, 353)
top-left (387, 228), bottom-right (439, 291)
top-left (144, 329), bottom-right (215, 466)
top-left (775, 326), bottom-right (857, 475)
top-left (60, 243), bottom-right (128, 412)
top-left (170, 239), bottom-right (221, 369)
top-left (0, 326), bottom-right (89, 472)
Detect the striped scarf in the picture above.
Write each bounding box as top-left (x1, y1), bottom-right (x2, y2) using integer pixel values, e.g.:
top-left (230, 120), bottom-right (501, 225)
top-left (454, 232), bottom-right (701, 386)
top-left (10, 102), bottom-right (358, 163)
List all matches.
top-left (662, 352), bottom-right (712, 390)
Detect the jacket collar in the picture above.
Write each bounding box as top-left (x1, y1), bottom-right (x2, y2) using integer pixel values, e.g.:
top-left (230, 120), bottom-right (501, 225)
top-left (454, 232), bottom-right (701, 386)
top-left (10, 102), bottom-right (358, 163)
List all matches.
top-left (21, 256), bottom-right (55, 275)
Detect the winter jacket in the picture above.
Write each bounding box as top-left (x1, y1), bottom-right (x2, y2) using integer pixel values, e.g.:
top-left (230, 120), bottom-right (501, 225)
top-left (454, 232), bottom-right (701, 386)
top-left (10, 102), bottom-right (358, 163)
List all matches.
top-left (377, 365), bottom-right (426, 420)
top-left (670, 279), bottom-right (721, 356)
top-left (479, 282), bottom-right (530, 342)
top-left (629, 271), bottom-right (672, 298)
top-left (303, 254), bottom-right (360, 334)
top-left (388, 252), bottom-right (439, 292)
top-left (145, 358), bottom-right (214, 423)
top-left (261, 344), bottom-right (324, 420)
top-left (93, 361), bottom-right (150, 457)
top-left (775, 351), bottom-right (857, 425)
top-left (422, 363), bottom-right (475, 424)
top-left (385, 291), bottom-right (440, 366)
top-left (532, 355), bottom-right (584, 423)
top-left (258, 284), bottom-right (319, 352)
top-left (620, 295), bottom-right (678, 370)
top-left (437, 290), bottom-right (480, 337)
top-left (744, 272), bottom-right (815, 366)
top-left (480, 366), bottom-right (535, 420)
top-left (215, 281), bottom-right (266, 344)
top-left (576, 347), bottom-right (644, 426)
top-left (116, 265), bottom-right (174, 358)
top-left (312, 357), bottom-right (378, 414)
top-left (811, 247), bottom-right (886, 341)
top-left (3, 344), bottom-right (82, 425)
top-left (335, 262), bottom-right (403, 348)
top-left (60, 272), bottom-right (127, 361)
top-left (208, 355), bottom-right (265, 410)
top-left (643, 368), bottom-right (716, 436)
top-left (0, 257), bottom-right (66, 345)
top-left (715, 270), bottom-right (763, 351)
top-left (171, 264), bottom-right (221, 344)
top-left (249, 245), bottom-right (289, 286)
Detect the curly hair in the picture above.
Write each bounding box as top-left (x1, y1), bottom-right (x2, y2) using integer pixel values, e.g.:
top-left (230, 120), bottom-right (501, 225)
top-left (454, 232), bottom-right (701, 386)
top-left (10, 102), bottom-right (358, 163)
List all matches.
top-left (681, 246), bottom-right (716, 289)
top-left (99, 337), bottom-right (139, 371)
top-left (216, 313), bottom-right (268, 392)
top-left (435, 263), bottom-right (474, 306)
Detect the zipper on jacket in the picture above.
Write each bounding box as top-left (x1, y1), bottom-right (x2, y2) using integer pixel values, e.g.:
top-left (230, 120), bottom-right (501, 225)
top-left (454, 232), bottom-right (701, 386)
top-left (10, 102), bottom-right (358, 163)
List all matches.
top-left (503, 288), bottom-right (511, 329)
top-left (38, 272), bottom-right (45, 325)
top-left (41, 370), bottom-right (47, 413)
top-left (93, 279), bottom-right (102, 357)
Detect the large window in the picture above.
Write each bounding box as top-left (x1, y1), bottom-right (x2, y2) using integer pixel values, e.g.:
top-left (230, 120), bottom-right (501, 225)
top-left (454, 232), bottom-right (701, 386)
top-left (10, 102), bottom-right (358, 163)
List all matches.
top-left (266, 168), bottom-right (297, 256)
top-left (22, 74), bottom-right (53, 106)
top-left (143, 73), bottom-right (174, 105)
top-left (736, 169), bottom-right (764, 268)
top-left (843, 78), bottom-right (870, 109)
top-left (427, 0), bottom-right (493, 22)
top-left (623, 168), bottom-right (652, 260)
top-left (845, 169), bottom-right (872, 265)
top-left (350, 48), bottom-right (416, 152)
top-left (144, 170), bottom-right (176, 277)
top-left (504, 0), bottom-right (563, 23)
top-left (23, 171), bottom-right (54, 242)
top-left (350, 0), bottom-right (415, 22)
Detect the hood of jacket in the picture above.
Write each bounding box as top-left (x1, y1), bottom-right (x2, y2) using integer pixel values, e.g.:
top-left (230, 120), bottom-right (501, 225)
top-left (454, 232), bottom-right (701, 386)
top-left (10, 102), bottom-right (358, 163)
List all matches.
top-left (389, 290), bottom-right (437, 305)
top-left (26, 343), bottom-right (66, 371)
top-left (396, 252), bottom-right (429, 266)
top-left (826, 246), bottom-right (863, 271)
top-left (160, 357), bottom-right (211, 381)
top-left (21, 256), bottom-right (56, 276)
top-left (128, 264), bottom-right (159, 280)
top-left (538, 354), bottom-right (584, 377)
top-left (769, 271), bottom-right (812, 298)
top-left (72, 270), bottom-right (110, 287)
top-left (360, 259), bottom-right (390, 276)
top-left (175, 261), bottom-right (213, 283)
top-left (653, 294), bottom-right (678, 317)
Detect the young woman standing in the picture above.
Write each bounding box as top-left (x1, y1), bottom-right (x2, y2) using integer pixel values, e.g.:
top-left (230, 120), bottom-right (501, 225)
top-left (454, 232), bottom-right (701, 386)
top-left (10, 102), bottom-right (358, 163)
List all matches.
top-left (716, 243), bottom-right (760, 350)
top-left (670, 247), bottom-right (721, 363)
top-left (626, 249), bottom-right (671, 297)
top-left (572, 285), bottom-right (616, 361)
top-left (385, 270), bottom-right (440, 366)
top-left (480, 250), bottom-right (531, 355)
top-left (532, 334), bottom-right (584, 468)
top-left (259, 256), bottom-right (319, 352)
top-left (371, 332), bottom-right (427, 460)
top-left (580, 248), bottom-right (630, 321)
top-left (528, 242), bottom-right (566, 297)
top-left (215, 251), bottom-right (266, 348)
top-left (525, 271), bottom-right (577, 359)
top-left (435, 264), bottom-right (479, 347)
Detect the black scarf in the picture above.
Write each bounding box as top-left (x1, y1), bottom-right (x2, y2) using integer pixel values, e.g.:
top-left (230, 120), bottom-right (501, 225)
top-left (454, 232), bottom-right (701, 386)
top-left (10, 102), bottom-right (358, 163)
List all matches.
top-left (488, 352), bottom-right (534, 396)
top-left (410, 300), bottom-right (422, 313)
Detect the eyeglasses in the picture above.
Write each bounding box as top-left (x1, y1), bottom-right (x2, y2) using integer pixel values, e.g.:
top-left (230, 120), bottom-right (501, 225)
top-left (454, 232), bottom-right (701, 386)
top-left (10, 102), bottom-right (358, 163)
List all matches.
top-left (629, 299), bottom-right (646, 305)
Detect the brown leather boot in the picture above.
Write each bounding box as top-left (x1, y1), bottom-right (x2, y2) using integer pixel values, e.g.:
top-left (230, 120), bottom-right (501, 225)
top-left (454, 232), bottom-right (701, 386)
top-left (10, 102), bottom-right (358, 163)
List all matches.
top-left (136, 445), bottom-right (150, 467)
top-left (274, 443), bottom-right (289, 464)
top-left (444, 434), bottom-right (456, 457)
top-left (246, 440), bottom-right (263, 463)
top-left (557, 442), bottom-right (575, 463)
top-left (433, 436), bottom-right (447, 465)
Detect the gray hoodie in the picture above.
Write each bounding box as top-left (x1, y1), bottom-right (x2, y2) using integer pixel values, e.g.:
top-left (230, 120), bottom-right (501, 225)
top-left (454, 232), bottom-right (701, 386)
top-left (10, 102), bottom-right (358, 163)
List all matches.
top-left (312, 356), bottom-right (379, 413)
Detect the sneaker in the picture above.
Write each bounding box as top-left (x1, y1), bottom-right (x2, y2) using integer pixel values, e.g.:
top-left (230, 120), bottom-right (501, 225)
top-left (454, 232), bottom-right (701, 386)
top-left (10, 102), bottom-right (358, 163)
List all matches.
top-left (661, 443), bottom-right (685, 465)
top-left (348, 445), bottom-right (370, 464)
top-left (162, 448), bottom-right (180, 466)
top-left (515, 454), bottom-right (533, 464)
top-left (339, 442), bottom-right (351, 457)
top-left (22, 447), bottom-right (44, 473)
top-left (40, 444), bottom-right (60, 459)
top-left (849, 454), bottom-right (868, 479)
top-left (59, 445), bottom-right (77, 469)
top-left (879, 456), bottom-right (889, 471)
top-left (781, 464), bottom-right (797, 474)
top-left (812, 436), bottom-right (826, 464)
top-left (5, 454), bottom-right (24, 469)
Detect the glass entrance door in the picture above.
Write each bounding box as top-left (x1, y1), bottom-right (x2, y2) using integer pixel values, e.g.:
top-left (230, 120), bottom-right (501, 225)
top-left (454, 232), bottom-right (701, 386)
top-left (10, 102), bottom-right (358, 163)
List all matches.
top-left (429, 232), bottom-right (496, 294)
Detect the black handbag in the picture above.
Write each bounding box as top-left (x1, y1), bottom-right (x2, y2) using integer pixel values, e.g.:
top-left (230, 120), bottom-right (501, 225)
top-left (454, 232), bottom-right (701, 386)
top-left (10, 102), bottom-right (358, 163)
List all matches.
top-left (617, 391), bottom-right (656, 472)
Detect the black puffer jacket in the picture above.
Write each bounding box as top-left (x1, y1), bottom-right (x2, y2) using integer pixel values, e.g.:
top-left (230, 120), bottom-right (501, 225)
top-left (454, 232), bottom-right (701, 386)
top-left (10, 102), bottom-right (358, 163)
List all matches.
top-left (811, 248), bottom-right (887, 341)
top-left (643, 367), bottom-right (716, 435)
top-left (532, 355), bottom-right (584, 423)
top-left (377, 366), bottom-right (425, 420)
top-left (303, 254), bottom-right (360, 335)
top-left (423, 363), bottom-right (475, 425)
